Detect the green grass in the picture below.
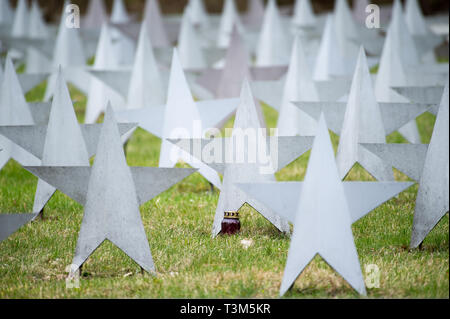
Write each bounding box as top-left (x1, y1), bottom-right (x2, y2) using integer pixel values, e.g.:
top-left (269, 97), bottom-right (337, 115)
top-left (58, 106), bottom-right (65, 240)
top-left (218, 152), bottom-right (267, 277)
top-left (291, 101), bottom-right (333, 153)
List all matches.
top-left (0, 80), bottom-right (448, 299)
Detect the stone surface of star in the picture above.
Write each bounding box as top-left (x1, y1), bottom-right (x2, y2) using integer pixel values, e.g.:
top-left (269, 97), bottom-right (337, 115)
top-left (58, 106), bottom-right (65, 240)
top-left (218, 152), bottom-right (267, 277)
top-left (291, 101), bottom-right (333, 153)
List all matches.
top-left (293, 48), bottom-right (432, 180)
top-left (170, 80), bottom-right (314, 237)
top-left (0, 57), bottom-right (42, 170)
top-left (0, 213), bottom-right (38, 243)
top-left (236, 115), bottom-right (413, 296)
top-left (24, 106), bottom-right (196, 274)
top-left (362, 82), bottom-right (449, 248)
top-left (116, 50), bottom-right (240, 189)
top-left (0, 69), bottom-right (136, 214)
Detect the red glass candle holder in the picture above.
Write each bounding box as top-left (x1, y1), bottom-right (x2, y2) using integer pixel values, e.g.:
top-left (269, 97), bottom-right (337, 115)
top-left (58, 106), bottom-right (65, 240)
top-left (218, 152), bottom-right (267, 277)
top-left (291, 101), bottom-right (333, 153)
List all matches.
top-left (221, 211), bottom-right (241, 235)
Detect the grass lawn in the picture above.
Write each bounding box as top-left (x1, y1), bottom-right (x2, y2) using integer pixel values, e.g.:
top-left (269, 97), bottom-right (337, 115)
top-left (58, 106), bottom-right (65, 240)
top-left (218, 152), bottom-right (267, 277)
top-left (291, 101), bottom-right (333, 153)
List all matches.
top-left (0, 79), bottom-right (448, 299)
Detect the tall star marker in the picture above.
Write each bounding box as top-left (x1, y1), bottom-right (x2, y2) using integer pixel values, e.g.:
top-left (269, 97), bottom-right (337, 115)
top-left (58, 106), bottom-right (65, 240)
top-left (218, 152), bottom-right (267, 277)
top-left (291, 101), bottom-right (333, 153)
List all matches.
top-left (24, 106), bottom-right (197, 275)
top-left (170, 80), bottom-right (314, 237)
top-left (0, 68), bottom-right (136, 217)
top-left (362, 82), bottom-right (449, 248)
top-left (116, 49), bottom-right (240, 190)
top-left (237, 114), bottom-right (413, 296)
top-left (294, 48), bottom-right (433, 181)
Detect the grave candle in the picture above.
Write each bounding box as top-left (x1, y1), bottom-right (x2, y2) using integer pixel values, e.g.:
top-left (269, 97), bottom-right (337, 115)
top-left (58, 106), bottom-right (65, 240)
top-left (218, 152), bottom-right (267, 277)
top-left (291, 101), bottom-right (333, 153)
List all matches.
top-left (221, 211), bottom-right (241, 235)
